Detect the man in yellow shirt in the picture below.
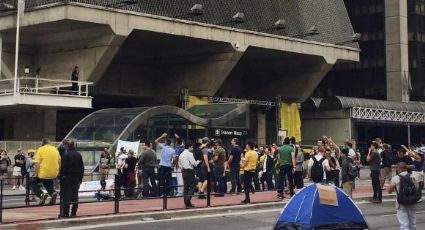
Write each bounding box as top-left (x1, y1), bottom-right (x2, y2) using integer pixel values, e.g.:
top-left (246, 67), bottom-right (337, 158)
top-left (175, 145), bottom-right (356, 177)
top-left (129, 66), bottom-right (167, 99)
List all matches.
top-left (33, 138), bottom-right (61, 205)
top-left (241, 141), bottom-right (258, 204)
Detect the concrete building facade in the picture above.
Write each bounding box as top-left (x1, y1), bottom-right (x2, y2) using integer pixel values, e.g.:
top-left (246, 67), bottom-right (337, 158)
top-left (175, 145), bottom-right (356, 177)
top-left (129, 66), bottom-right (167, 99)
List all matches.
top-left (0, 0), bottom-right (359, 144)
top-left (303, 0), bottom-right (425, 150)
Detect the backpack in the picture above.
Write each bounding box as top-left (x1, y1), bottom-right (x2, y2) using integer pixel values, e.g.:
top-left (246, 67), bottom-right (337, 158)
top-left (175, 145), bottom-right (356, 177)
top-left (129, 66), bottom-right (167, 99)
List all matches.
top-left (194, 146), bottom-right (206, 162)
top-left (397, 174), bottom-right (420, 205)
top-left (348, 162), bottom-right (358, 179)
top-left (311, 157), bottom-right (326, 183)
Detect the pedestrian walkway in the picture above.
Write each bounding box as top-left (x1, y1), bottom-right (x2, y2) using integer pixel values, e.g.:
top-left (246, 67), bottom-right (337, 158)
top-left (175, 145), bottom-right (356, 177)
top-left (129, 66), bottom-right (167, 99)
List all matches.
top-left (1, 184), bottom-right (391, 224)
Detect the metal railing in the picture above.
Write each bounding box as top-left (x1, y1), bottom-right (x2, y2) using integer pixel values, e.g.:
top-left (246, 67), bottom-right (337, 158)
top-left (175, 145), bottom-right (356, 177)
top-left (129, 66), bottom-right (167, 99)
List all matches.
top-left (0, 169), bottom-right (281, 224)
top-left (0, 77), bottom-right (92, 97)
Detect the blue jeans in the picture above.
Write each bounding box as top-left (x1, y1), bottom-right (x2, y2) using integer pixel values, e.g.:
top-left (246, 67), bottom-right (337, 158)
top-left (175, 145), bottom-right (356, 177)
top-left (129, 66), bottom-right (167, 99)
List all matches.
top-left (142, 167), bottom-right (157, 197)
top-left (214, 167), bottom-right (225, 194)
top-left (397, 205), bottom-right (416, 230)
top-left (229, 167), bottom-right (241, 192)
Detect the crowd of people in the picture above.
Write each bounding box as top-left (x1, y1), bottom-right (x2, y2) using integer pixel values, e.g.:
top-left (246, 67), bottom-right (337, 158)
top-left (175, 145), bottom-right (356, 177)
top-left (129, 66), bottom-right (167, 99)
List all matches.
top-left (1, 134), bottom-right (424, 228)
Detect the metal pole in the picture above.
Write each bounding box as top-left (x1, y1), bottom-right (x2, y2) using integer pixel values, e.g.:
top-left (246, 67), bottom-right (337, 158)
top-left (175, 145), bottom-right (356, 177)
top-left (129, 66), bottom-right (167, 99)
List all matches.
top-left (13, 0), bottom-right (23, 95)
top-left (0, 35), bottom-right (2, 80)
top-left (114, 174), bottom-right (119, 214)
top-left (0, 178), bottom-right (3, 223)
top-left (407, 124), bottom-right (411, 148)
top-left (206, 172), bottom-right (211, 207)
top-left (25, 173), bottom-right (29, 206)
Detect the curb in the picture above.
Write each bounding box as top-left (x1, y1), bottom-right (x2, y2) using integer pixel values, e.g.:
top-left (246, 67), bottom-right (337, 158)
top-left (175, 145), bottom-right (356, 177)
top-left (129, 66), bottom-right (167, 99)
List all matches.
top-left (0, 194), bottom-right (398, 230)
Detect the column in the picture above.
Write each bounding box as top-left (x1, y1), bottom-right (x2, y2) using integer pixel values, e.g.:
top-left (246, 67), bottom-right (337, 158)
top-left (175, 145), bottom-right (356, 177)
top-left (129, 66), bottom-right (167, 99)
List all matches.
top-left (385, 0), bottom-right (410, 102)
top-left (257, 111), bottom-right (266, 146)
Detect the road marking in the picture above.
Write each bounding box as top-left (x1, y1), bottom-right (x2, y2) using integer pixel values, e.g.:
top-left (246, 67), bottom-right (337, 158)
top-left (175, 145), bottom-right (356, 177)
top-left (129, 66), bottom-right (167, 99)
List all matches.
top-left (381, 210), bottom-right (425, 217)
top-left (56, 208), bottom-right (284, 230)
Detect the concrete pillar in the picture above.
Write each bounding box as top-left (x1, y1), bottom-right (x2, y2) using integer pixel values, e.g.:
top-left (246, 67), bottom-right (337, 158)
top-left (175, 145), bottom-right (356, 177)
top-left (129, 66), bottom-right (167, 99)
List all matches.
top-left (385, 0), bottom-right (410, 102)
top-left (257, 111), bottom-right (266, 146)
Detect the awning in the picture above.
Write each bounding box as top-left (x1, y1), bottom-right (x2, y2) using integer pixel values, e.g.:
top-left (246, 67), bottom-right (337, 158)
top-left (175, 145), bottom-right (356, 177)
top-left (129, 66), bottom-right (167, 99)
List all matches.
top-left (306, 96), bottom-right (425, 124)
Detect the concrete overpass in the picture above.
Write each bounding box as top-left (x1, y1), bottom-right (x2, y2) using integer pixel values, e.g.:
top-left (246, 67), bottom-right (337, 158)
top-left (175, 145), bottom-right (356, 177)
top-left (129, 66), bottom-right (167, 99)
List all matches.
top-left (0, 0), bottom-right (359, 140)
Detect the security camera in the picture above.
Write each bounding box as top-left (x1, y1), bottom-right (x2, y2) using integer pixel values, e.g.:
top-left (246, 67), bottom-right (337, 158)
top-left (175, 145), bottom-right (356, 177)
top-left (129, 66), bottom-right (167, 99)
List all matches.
top-left (234, 43), bottom-right (240, 49)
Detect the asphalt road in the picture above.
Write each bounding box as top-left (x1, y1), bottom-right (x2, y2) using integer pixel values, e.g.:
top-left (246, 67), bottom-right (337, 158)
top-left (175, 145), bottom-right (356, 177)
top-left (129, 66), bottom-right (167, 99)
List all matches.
top-left (57, 199), bottom-right (425, 230)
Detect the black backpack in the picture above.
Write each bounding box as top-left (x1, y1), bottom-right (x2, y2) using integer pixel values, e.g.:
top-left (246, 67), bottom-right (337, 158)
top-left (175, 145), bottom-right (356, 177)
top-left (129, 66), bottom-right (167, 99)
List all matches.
top-left (397, 174), bottom-right (420, 205)
top-left (311, 157), bottom-right (325, 183)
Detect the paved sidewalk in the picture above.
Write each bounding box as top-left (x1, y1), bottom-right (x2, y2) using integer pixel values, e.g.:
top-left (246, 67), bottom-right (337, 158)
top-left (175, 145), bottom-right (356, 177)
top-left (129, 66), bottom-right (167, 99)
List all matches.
top-left (1, 183), bottom-right (389, 224)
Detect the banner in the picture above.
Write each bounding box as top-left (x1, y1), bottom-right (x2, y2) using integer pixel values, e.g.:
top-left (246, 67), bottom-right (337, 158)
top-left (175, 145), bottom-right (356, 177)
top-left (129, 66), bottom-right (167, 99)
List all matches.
top-left (78, 179), bottom-right (114, 197)
top-left (117, 140), bottom-right (140, 155)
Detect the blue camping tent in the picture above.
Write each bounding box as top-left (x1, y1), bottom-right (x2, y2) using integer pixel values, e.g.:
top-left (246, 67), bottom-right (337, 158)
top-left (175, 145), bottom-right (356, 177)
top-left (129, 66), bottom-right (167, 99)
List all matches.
top-left (274, 184), bottom-right (369, 230)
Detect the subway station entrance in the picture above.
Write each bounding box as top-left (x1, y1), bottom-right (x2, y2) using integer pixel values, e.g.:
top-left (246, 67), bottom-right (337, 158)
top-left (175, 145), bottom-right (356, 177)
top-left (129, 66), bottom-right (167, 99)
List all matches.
top-left (64, 103), bottom-right (249, 167)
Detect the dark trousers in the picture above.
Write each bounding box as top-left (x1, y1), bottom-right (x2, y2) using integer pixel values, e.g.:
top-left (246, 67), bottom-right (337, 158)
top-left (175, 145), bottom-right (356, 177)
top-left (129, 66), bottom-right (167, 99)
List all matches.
top-left (124, 172), bottom-right (136, 198)
top-left (115, 174), bottom-right (123, 199)
top-left (243, 171), bottom-right (255, 202)
top-left (159, 166), bottom-right (172, 196)
top-left (32, 178), bottom-right (56, 198)
top-left (182, 169), bottom-right (196, 206)
top-left (333, 170), bottom-right (340, 187)
top-left (253, 169), bottom-right (260, 191)
top-left (62, 176), bottom-right (81, 217)
top-left (142, 167), bottom-right (157, 197)
top-left (371, 170), bottom-right (382, 200)
top-left (214, 166), bottom-right (225, 194)
top-left (260, 171), bottom-right (274, 190)
top-left (229, 167), bottom-right (242, 192)
top-left (278, 165), bottom-right (294, 196)
top-left (293, 171), bottom-right (304, 189)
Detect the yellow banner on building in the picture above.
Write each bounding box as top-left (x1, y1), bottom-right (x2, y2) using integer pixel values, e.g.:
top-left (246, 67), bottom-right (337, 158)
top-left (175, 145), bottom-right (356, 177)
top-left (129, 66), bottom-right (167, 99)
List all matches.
top-left (280, 103), bottom-right (302, 141)
top-left (188, 96), bottom-right (209, 108)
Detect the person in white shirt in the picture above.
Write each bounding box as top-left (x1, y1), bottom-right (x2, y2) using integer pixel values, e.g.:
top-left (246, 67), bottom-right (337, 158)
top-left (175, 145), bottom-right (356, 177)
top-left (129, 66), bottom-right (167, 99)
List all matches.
top-left (179, 142), bottom-right (201, 208)
top-left (308, 147), bottom-right (331, 183)
top-left (388, 162), bottom-right (422, 230)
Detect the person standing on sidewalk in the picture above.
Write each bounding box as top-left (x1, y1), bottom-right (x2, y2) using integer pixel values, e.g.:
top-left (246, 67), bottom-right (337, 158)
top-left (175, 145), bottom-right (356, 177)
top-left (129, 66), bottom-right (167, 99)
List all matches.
top-left (259, 146), bottom-right (274, 190)
top-left (179, 142), bottom-right (201, 208)
top-left (341, 148), bottom-right (356, 198)
top-left (99, 148), bottom-right (111, 190)
top-left (367, 141), bottom-right (382, 203)
top-left (277, 137), bottom-right (296, 199)
top-left (228, 138), bottom-right (242, 193)
top-left (25, 149), bottom-right (37, 202)
top-left (13, 149), bottom-right (26, 190)
top-left (213, 139), bottom-right (226, 197)
top-left (155, 133), bottom-right (176, 196)
top-left (380, 144), bottom-right (394, 189)
top-left (0, 150), bottom-right (11, 182)
top-left (241, 141), bottom-right (258, 204)
top-left (138, 142), bottom-right (158, 197)
top-left (60, 140), bottom-right (84, 217)
top-left (388, 162), bottom-right (421, 230)
top-left (123, 150), bottom-right (137, 198)
top-left (33, 138), bottom-right (61, 205)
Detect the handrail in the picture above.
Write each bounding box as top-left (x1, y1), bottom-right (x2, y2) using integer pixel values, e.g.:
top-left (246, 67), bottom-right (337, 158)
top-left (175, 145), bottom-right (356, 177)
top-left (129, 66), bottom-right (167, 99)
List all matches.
top-left (0, 77), bottom-right (93, 97)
